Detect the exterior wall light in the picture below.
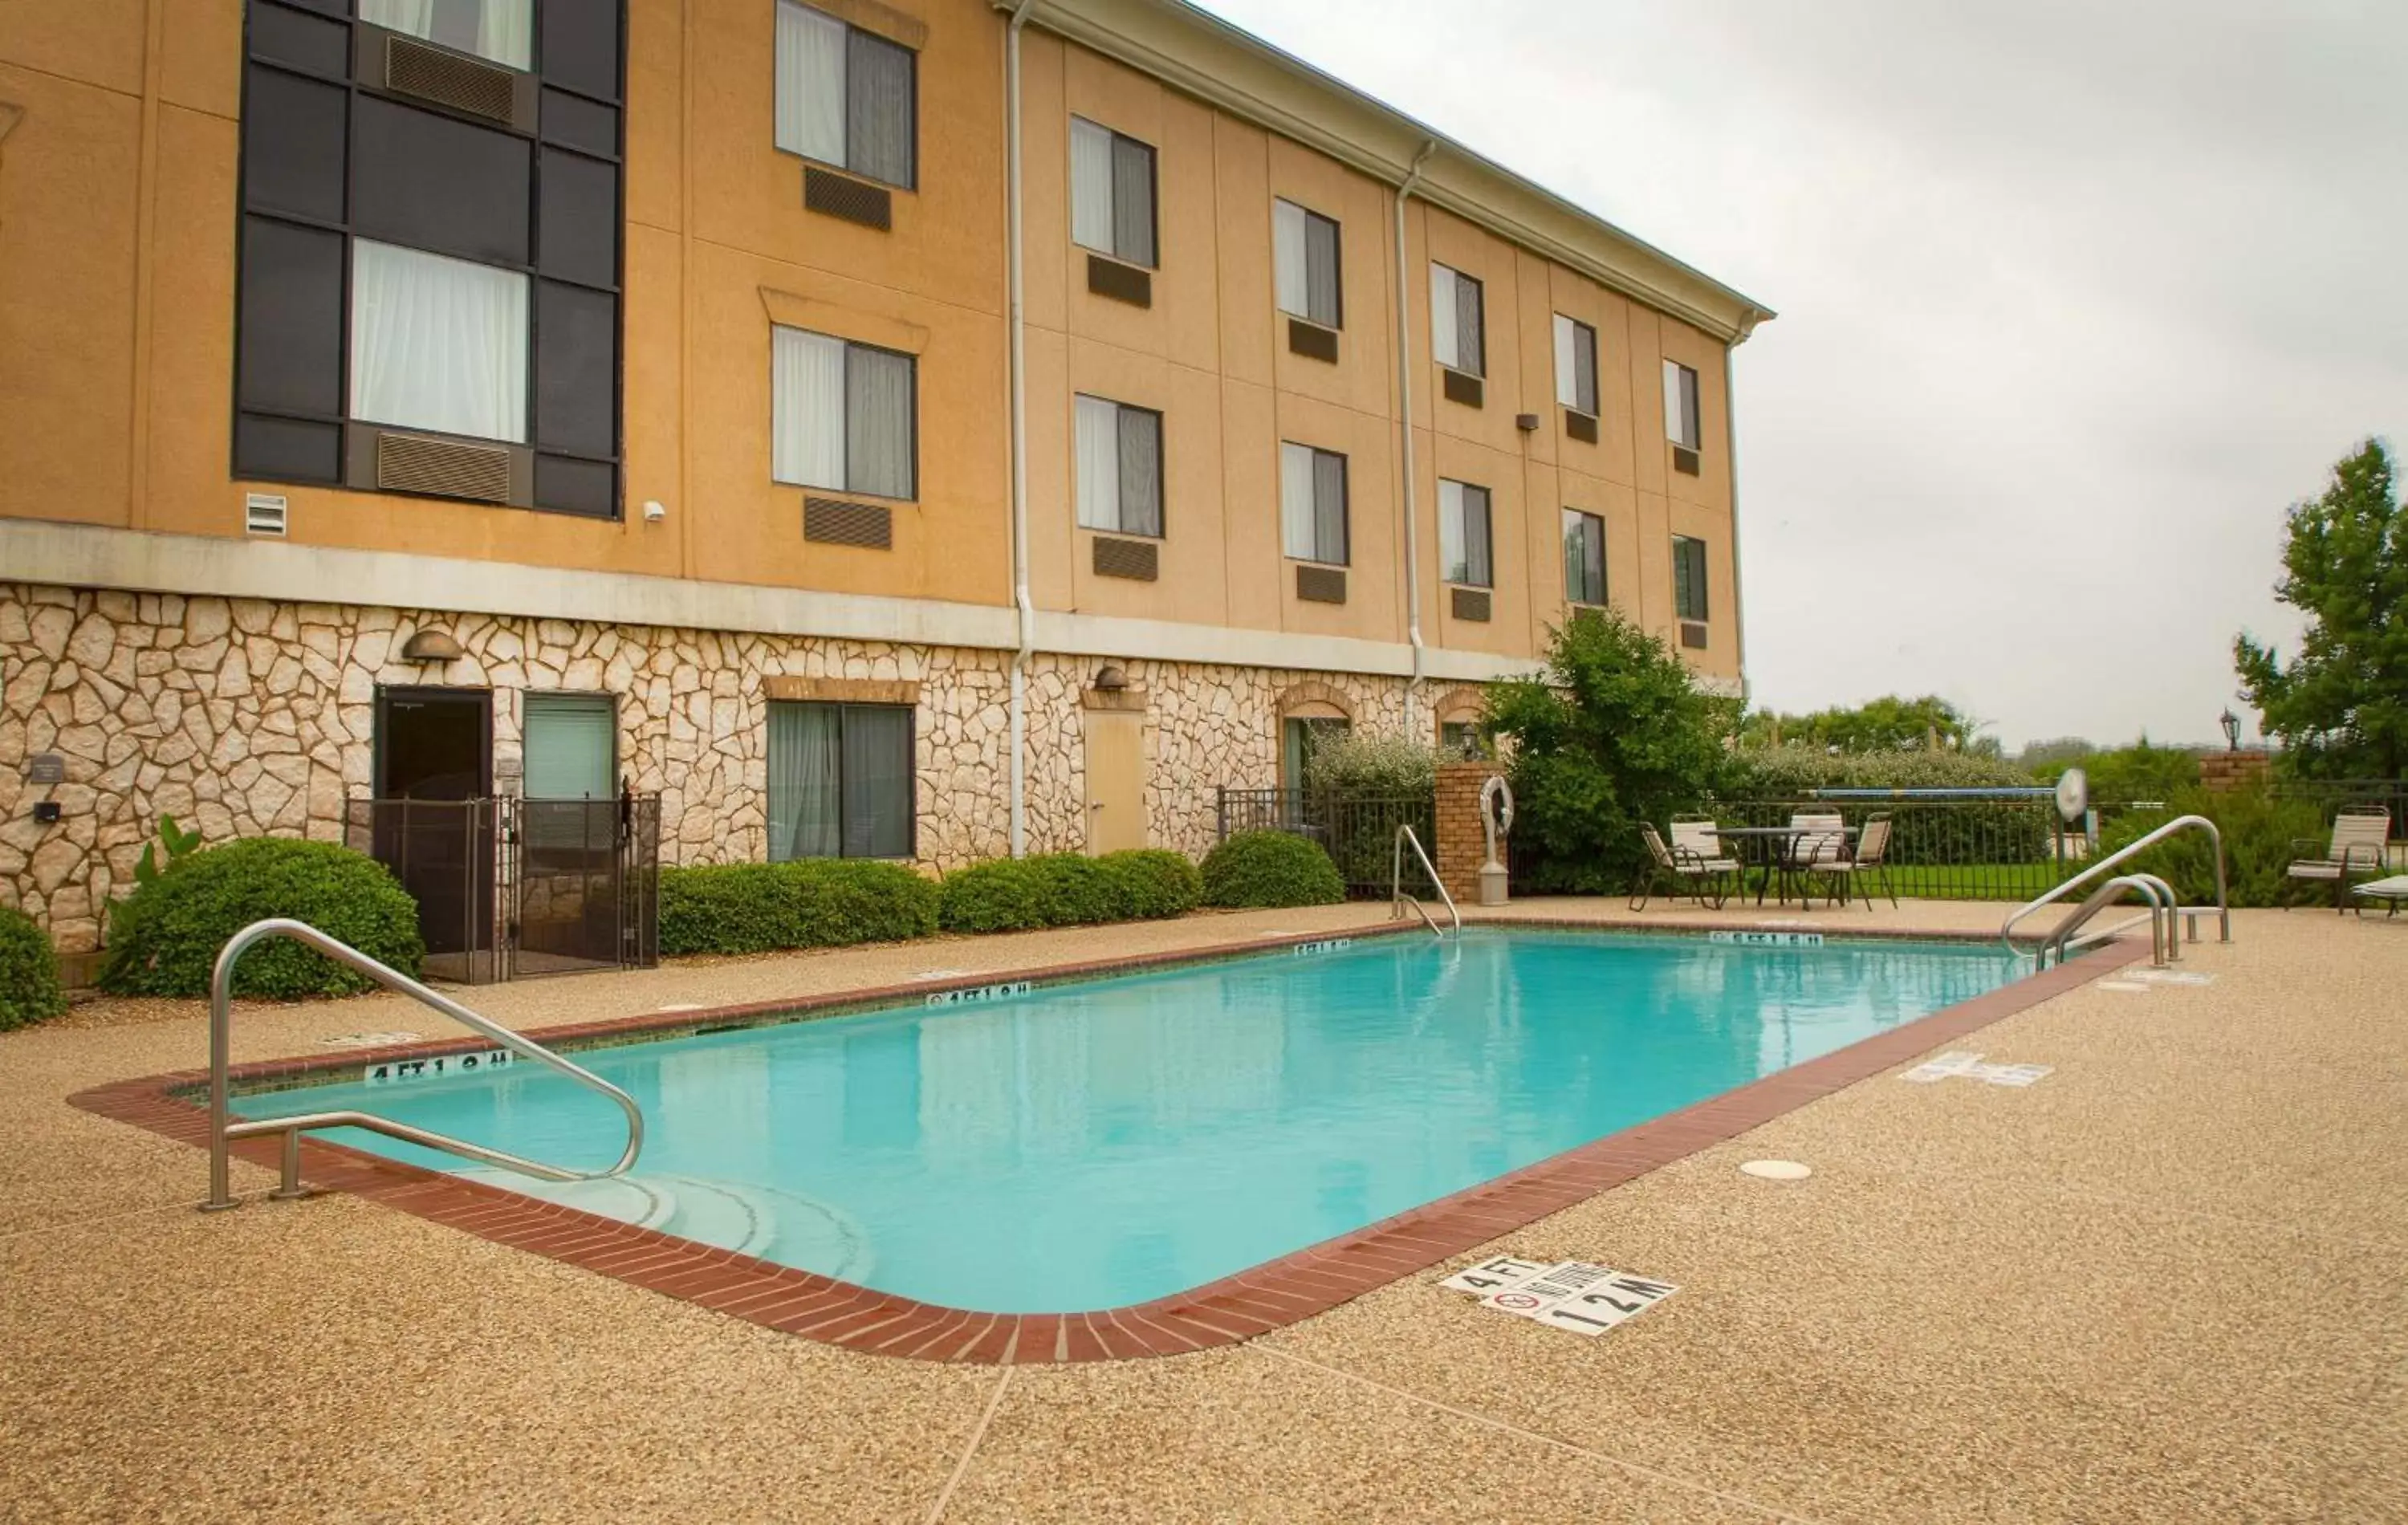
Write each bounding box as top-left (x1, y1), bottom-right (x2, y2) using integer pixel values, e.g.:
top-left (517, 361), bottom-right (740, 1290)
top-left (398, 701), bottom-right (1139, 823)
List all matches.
top-left (401, 630), bottom-right (466, 664)
top-left (1092, 665), bottom-right (1128, 693)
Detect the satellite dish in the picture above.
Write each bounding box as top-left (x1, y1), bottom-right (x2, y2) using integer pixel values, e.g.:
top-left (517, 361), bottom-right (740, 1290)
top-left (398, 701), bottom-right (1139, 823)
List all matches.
top-left (2055, 767), bottom-right (2089, 824)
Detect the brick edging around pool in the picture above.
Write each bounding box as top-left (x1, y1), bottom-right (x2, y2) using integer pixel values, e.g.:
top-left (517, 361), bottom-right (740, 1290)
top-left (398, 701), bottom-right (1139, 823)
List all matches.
top-left (70, 921), bottom-right (2149, 1365)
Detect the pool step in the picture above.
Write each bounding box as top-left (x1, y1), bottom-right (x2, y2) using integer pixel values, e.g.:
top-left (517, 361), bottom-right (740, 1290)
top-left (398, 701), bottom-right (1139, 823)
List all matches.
top-left (454, 1168), bottom-right (872, 1282)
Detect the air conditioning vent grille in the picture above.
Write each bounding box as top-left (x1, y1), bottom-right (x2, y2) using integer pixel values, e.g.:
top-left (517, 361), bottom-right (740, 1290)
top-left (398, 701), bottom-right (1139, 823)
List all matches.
top-left (804, 497), bottom-right (893, 548)
top-left (1086, 254), bottom-right (1153, 308)
top-left (1564, 410), bottom-right (1599, 444)
top-left (243, 494), bottom-right (289, 538)
top-left (385, 35), bottom-right (515, 124)
top-left (1287, 318), bottom-right (1338, 363)
top-left (1680, 620), bottom-right (1709, 649)
top-left (1672, 445), bottom-right (1701, 476)
top-left (1441, 368), bottom-right (1484, 408)
top-left (376, 433), bottom-right (512, 502)
top-left (1450, 588), bottom-right (1491, 623)
top-left (804, 166), bottom-right (893, 230)
top-left (1092, 536), bottom-right (1159, 580)
top-left (1295, 565), bottom-right (1347, 604)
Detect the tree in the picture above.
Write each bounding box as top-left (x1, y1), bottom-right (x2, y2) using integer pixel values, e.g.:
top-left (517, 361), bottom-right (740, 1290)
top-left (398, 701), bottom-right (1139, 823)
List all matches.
top-left (1736, 693), bottom-right (1991, 754)
top-left (1487, 612), bottom-right (1739, 893)
top-left (2234, 440), bottom-right (2408, 780)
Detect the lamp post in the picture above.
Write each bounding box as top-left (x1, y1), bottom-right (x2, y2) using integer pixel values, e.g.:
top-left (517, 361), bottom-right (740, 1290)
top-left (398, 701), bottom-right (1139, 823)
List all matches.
top-left (2219, 708), bottom-right (2241, 751)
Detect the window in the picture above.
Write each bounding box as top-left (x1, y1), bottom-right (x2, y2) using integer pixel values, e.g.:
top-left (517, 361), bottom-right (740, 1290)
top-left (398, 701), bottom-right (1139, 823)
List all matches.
top-left (1279, 442), bottom-right (1348, 565)
top-left (1673, 534), bottom-right (1710, 621)
top-left (1430, 263), bottom-right (1483, 376)
top-left (1274, 199), bottom-right (1341, 328)
top-left (1563, 510), bottom-right (1607, 607)
top-left (1281, 714), bottom-right (1349, 790)
top-left (349, 240), bottom-right (529, 444)
top-left (1663, 360), bottom-right (1701, 449)
top-left (771, 326), bottom-right (916, 499)
top-left (1438, 479), bottom-right (1492, 588)
top-left (359, 0), bottom-right (532, 70)
top-left (523, 693), bottom-right (616, 799)
top-left (1075, 396), bottom-right (1164, 536)
top-left (774, 0), bottom-right (917, 189)
top-left (767, 702), bottom-right (914, 860)
top-left (1070, 117), bottom-right (1157, 267)
top-left (1554, 315), bottom-right (1598, 416)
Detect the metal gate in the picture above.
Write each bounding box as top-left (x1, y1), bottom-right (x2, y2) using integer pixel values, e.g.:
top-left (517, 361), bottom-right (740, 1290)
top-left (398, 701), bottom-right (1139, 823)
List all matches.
top-left (346, 792), bottom-right (660, 984)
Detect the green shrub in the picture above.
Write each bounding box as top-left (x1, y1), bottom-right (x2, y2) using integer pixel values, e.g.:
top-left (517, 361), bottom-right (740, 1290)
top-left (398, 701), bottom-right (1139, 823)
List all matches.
top-left (1302, 734), bottom-right (1440, 796)
top-left (0, 904), bottom-right (67, 1031)
top-left (1199, 831), bottom-right (1346, 909)
top-left (98, 838), bottom-right (424, 998)
top-left (2027, 739), bottom-right (2202, 803)
top-left (1097, 849), bottom-right (1204, 919)
top-left (1722, 746), bottom-right (2052, 868)
top-left (938, 850), bottom-right (1203, 933)
top-left (657, 859), bottom-right (939, 956)
top-left (2093, 787), bottom-right (2333, 908)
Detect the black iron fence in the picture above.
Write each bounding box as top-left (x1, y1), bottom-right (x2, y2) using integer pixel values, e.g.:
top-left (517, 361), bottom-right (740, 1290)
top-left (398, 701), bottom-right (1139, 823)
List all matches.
top-left (1216, 787), bottom-right (1435, 898)
top-left (345, 792), bottom-right (661, 984)
top-left (2270, 779), bottom-right (2408, 838)
top-left (1707, 793), bottom-right (2076, 902)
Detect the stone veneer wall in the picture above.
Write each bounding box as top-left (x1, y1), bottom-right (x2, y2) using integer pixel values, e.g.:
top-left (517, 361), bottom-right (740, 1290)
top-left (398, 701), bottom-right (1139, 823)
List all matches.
top-left (0, 583), bottom-right (1413, 951)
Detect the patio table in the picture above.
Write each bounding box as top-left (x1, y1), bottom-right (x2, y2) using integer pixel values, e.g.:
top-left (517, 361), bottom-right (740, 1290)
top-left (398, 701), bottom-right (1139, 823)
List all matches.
top-left (1707, 824), bottom-right (1859, 908)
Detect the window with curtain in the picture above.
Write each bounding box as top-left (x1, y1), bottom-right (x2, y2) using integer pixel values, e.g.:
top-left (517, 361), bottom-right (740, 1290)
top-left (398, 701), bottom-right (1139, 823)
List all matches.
top-left (349, 239), bottom-right (530, 444)
top-left (1553, 315), bottom-right (1598, 416)
top-left (1663, 360), bottom-right (1701, 449)
top-left (1281, 715), bottom-right (1349, 791)
top-left (1673, 534), bottom-right (1710, 621)
top-left (773, 0), bottom-right (917, 189)
top-left (1273, 198), bottom-right (1341, 328)
top-left (1070, 116), bottom-right (1157, 267)
top-left (1438, 479), bottom-right (1493, 588)
top-left (359, 0), bottom-right (534, 70)
top-left (1074, 395), bottom-right (1164, 536)
top-left (767, 702), bottom-right (914, 860)
top-left (522, 693), bottom-right (616, 798)
top-left (771, 326), bottom-right (916, 499)
top-left (1279, 441), bottom-right (1348, 566)
top-left (1430, 263), bottom-right (1483, 376)
top-left (1563, 509), bottom-right (1606, 607)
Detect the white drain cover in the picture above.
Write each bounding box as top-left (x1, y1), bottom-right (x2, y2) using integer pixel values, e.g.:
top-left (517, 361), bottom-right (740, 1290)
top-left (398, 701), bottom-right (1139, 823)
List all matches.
top-left (1740, 1159), bottom-right (1812, 1181)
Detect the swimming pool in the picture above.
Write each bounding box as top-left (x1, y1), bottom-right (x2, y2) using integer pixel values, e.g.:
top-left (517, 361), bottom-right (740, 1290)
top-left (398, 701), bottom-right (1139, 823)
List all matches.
top-left (240, 929), bottom-right (2025, 1312)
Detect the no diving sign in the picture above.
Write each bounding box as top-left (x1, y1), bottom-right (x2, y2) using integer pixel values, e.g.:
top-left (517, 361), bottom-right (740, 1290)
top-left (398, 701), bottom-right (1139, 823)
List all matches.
top-left (1438, 1256), bottom-right (1678, 1338)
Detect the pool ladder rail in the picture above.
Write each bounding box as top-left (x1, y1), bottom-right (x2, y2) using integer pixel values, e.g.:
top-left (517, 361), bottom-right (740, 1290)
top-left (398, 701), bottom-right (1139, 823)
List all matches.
top-left (2000, 813), bottom-right (2231, 971)
top-left (201, 917), bottom-right (645, 1212)
top-left (1391, 824), bottom-right (1461, 937)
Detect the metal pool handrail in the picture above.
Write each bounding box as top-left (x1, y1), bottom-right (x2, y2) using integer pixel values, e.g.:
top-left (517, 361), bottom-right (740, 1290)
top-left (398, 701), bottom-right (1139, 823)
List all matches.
top-left (202, 918), bottom-right (644, 1211)
top-left (1391, 824), bottom-right (1461, 937)
top-left (2001, 813), bottom-right (2228, 962)
top-left (2040, 872), bottom-right (2176, 970)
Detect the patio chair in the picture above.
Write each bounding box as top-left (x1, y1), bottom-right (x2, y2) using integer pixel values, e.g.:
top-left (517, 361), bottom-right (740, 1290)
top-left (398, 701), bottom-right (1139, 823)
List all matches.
top-left (2286, 806), bottom-right (2394, 913)
top-left (1772, 811), bottom-right (1846, 905)
top-left (1810, 811), bottom-right (1897, 910)
top-left (1630, 822), bottom-right (1739, 912)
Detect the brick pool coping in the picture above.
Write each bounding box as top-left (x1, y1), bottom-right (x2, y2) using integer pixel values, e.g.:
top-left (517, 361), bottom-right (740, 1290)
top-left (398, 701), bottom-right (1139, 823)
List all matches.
top-left (70, 919), bottom-right (2148, 1365)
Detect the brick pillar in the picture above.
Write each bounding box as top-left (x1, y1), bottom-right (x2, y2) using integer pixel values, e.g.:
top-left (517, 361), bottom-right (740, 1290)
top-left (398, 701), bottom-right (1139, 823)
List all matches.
top-left (1434, 761), bottom-right (1505, 904)
top-left (2198, 750), bottom-right (2272, 792)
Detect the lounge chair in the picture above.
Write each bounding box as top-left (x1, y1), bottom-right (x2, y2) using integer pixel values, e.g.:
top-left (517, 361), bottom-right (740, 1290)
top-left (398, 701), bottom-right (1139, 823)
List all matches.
top-left (1630, 822), bottom-right (1738, 911)
top-left (2287, 806), bottom-right (2394, 913)
top-left (1810, 811), bottom-right (1896, 909)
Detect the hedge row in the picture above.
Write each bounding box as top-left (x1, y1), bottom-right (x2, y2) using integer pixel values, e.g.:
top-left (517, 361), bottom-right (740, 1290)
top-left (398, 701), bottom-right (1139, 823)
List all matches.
top-left (658, 859), bottom-right (939, 956)
top-left (938, 850), bottom-right (1202, 933)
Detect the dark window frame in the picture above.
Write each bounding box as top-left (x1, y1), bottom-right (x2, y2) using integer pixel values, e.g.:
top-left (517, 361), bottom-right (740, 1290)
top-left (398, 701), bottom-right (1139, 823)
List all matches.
top-left (1073, 393), bottom-right (1166, 539)
top-left (231, 0), bottom-right (626, 518)
top-left (1556, 314), bottom-right (1598, 418)
top-left (1274, 197), bottom-right (1344, 331)
top-left (1280, 441), bottom-right (1350, 567)
top-left (770, 325), bottom-right (921, 502)
top-left (1564, 508), bottom-right (1607, 608)
top-left (1664, 359), bottom-right (1702, 450)
top-left (1672, 532), bottom-right (1710, 622)
top-left (1439, 478), bottom-right (1493, 590)
top-left (1070, 116), bottom-right (1160, 270)
top-left (771, 0), bottom-right (921, 193)
top-left (1433, 261), bottom-right (1486, 379)
top-left (766, 699), bottom-right (919, 861)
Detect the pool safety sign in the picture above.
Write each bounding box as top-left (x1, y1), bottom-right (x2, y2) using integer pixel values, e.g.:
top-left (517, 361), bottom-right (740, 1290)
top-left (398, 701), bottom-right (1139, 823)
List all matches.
top-left (925, 980), bottom-right (1032, 1007)
top-left (362, 1049), bottom-right (513, 1085)
top-left (1438, 1257), bottom-right (1678, 1338)
top-left (1709, 929), bottom-right (1822, 947)
top-left (1898, 1050), bottom-right (2051, 1088)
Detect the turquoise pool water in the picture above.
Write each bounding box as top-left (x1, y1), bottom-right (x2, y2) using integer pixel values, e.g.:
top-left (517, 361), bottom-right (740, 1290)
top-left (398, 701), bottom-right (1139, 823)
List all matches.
top-left (244, 929), bottom-right (2024, 1312)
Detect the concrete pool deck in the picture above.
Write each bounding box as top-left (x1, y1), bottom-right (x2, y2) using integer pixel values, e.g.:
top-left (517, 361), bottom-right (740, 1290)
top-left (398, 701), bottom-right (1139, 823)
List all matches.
top-left (3, 900), bottom-right (2403, 1521)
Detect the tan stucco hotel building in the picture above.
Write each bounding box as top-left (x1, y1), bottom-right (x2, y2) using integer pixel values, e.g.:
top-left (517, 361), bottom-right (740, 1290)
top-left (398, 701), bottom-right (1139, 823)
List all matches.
top-left (0, 0), bottom-right (1770, 954)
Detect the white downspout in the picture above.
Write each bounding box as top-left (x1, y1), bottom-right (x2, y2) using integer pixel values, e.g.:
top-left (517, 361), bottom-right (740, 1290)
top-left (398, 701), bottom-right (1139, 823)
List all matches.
top-left (1393, 141), bottom-right (1437, 736)
top-left (1005, 0), bottom-right (1038, 856)
top-left (1721, 314), bottom-right (1755, 702)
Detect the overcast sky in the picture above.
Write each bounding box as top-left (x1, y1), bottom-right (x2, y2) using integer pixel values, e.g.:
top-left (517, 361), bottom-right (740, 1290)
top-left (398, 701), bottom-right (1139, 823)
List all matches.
top-left (1199, 0), bottom-right (2405, 750)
